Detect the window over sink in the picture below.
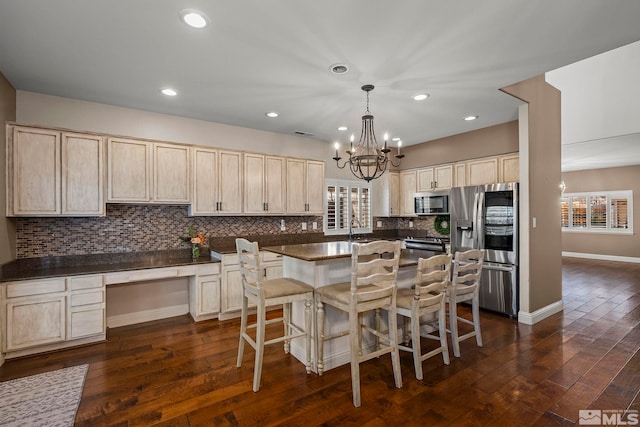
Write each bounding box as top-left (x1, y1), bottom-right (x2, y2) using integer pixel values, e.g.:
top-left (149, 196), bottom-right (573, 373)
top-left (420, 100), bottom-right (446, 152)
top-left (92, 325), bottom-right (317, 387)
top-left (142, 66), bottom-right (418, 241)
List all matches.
top-left (325, 179), bottom-right (372, 236)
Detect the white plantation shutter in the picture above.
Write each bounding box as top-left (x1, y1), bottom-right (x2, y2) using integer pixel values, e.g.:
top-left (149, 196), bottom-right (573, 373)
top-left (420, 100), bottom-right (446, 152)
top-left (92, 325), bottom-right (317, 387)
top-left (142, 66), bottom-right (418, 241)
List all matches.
top-left (590, 195), bottom-right (607, 228)
top-left (324, 180), bottom-right (372, 235)
top-left (561, 191), bottom-right (632, 233)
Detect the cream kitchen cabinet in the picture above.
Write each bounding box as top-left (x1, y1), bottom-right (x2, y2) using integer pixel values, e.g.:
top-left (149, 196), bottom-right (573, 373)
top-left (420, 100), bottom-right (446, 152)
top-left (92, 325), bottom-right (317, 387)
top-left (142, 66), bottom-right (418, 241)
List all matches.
top-left (262, 251), bottom-right (284, 280)
top-left (400, 170), bottom-right (417, 216)
top-left (417, 164), bottom-right (453, 191)
top-left (372, 171), bottom-right (400, 217)
top-left (499, 153), bottom-right (520, 182)
top-left (2, 278), bottom-right (67, 351)
top-left (6, 126), bottom-right (104, 216)
top-left (466, 157), bottom-right (499, 186)
top-left (153, 142), bottom-right (190, 203)
top-left (286, 158), bottom-right (325, 215)
top-left (68, 275), bottom-right (105, 340)
top-left (244, 153), bottom-right (286, 215)
top-left (454, 162), bottom-right (467, 187)
top-left (191, 147), bottom-right (243, 215)
top-left (189, 263), bottom-right (221, 322)
top-left (107, 137), bottom-right (151, 202)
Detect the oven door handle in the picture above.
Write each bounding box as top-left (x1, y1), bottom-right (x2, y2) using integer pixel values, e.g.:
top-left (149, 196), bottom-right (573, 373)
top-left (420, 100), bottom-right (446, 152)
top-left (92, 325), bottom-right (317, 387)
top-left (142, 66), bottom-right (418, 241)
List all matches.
top-left (483, 262), bottom-right (515, 272)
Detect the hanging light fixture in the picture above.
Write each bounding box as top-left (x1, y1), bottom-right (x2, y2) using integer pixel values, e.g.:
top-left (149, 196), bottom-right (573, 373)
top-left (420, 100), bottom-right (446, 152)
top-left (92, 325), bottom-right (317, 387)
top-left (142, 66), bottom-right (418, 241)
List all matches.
top-left (332, 84), bottom-right (403, 182)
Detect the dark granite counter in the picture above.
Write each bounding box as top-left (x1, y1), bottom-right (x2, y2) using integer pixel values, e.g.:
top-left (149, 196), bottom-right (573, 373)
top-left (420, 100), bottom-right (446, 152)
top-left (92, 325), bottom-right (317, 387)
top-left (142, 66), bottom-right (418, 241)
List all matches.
top-left (1, 249), bottom-right (218, 282)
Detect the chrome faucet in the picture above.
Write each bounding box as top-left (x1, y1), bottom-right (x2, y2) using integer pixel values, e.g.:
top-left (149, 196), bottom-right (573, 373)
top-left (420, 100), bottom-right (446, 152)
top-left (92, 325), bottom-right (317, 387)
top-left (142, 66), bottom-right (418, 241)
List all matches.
top-left (349, 217), bottom-right (362, 240)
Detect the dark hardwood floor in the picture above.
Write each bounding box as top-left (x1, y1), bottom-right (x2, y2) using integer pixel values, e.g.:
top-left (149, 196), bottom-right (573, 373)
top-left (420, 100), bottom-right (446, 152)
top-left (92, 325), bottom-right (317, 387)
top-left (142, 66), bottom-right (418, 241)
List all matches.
top-left (1, 257), bottom-right (639, 426)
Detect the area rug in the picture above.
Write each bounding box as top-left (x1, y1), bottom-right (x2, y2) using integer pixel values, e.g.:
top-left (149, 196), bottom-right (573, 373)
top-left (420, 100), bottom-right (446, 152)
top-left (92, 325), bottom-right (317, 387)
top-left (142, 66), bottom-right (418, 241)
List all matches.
top-left (0, 364), bottom-right (88, 427)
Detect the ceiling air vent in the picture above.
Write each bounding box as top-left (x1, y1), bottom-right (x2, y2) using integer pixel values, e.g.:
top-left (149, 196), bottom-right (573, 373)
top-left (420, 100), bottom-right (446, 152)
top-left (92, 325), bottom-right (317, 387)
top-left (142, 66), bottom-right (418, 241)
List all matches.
top-left (294, 131), bottom-right (315, 137)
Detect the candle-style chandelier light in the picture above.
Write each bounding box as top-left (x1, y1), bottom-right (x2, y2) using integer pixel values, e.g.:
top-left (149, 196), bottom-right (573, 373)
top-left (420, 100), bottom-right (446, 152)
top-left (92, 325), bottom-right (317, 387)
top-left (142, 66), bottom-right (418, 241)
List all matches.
top-left (332, 84), bottom-right (403, 182)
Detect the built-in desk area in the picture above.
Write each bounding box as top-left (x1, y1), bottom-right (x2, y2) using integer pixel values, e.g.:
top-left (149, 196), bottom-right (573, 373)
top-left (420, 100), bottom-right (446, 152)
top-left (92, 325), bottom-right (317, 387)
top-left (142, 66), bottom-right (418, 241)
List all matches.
top-left (262, 241), bottom-right (439, 372)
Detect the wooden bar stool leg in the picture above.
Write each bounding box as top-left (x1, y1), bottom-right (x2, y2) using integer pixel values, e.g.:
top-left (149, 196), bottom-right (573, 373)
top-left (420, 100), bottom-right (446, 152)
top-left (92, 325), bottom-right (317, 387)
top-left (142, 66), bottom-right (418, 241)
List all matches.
top-left (237, 297), bottom-right (248, 368)
top-left (304, 296), bottom-right (312, 374)
top-left (316, 300), bottom-right (325, 376)
top-left (388, 305), bottom-right (402, 389)
top-left (410, 312), bottom-right (423, 380)
top-left (449, 297), bottom-right (461, 358)
top-left (283, 302), bottom-right (291, 354)
top-left (349, 309), bottom-right (362, 408)
top-left (439, 306), bottom-right (450, 365)
top-left (253, 303), bottom-right (266, 392)
top-left (472, 295), bottom-right (483, 347)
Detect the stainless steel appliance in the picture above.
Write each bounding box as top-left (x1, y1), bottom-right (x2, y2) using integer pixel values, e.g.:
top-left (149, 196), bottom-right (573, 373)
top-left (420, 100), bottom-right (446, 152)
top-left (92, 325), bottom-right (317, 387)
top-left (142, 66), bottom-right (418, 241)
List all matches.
top-left (414, 190), bottom-right (449, 215)
top-left (403, 236), bottom-right (448, 252)
top-left (450, 182), bottom-right (518, 317)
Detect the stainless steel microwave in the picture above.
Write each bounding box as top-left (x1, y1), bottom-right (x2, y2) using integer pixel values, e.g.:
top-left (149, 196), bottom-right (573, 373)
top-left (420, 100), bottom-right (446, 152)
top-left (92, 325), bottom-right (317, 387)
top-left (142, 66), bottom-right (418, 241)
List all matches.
top-left (414, 191), bottom-right (449, 215)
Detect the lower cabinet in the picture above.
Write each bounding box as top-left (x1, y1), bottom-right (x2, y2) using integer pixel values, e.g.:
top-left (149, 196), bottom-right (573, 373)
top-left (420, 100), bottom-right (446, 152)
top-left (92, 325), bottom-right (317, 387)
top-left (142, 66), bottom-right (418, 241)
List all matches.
top-left (5, 293), bottom-right (66, 351)
top-left (68, 274), bottom-right (105, 339)
top-left (189, 263), bottom-right (221, 321)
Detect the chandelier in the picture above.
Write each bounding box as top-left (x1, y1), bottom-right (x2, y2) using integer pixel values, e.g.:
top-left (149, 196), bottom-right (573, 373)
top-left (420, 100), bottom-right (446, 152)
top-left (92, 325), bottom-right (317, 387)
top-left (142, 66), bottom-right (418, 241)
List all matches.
top-left (332, 84), bottom-right (403, 182)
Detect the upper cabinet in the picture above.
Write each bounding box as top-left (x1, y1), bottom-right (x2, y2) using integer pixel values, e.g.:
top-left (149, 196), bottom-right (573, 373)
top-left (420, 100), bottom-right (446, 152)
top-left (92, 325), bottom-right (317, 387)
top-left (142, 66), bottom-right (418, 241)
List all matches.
top-left (400, 170), bottom-right (417, 216)
top-left (244, 153), bottom-right (286, 215)
top-left (152, 142), bottom-right (190, 203)
top-left (466, 157), bottom-right (499, 186)
top-left (107, 137), bottom-right (151, 202)
top-left (191, 148), bottom-right (243, 215)
top-left (6, 125), bottom-right (104, 216)
top-left (417, 164), bottom-right (453, 191)
top-left (372, 171), bottom-right (400, 217)
top-left (499, 153), bottom-right (520, 182)
top-left (286, 158), bottom-right (324, 215)
top-left (454, 153), bottom-right (519, 186)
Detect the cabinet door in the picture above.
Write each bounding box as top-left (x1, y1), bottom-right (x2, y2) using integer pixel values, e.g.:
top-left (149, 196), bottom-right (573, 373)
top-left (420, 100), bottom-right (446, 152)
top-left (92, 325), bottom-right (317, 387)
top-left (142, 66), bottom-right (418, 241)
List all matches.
top-left (372, 172), bottom-right (399, 217)
top-left (434, 165), bottom-right (453, 189)
top-left (417, 168), bottom-right (435, 192)
top-left (5, 294), bottom-right (66, 351)
top-left (107, 137), bottom-right (151, 202)
top-left (221, 267), bottom-right (243, 313)
top-left (388, 172), bottom-right (400, 216)
top-left (306, 160), bottom-right (325, 214)
top-left (61, 132), bottom-right (104, 215)
top-left (400, 170), bottom-right (417, 216)
top-left (244, 153), bottom-right (266, 214)
top-left (264, 263), bottom-right (283, 280)
top-left (286, 158), bottom-right (306, 214)
top-left (198, 275), bottom-right (221, 315)
top-left (218, 150), bottom-right (243, 214)
top-left (265, 155), bottom-right (286, 214)
top-left (69, 306), bottom-right (105, 339)
top-left (500, 154), bottom-right (520, 183)
top-left (10, 127), bottom-right (60, 215)
top-left (467, 157), bottom-right (498, 186)
top-left (153, 142), bottom-right (190, 203)
top-left (454, 162), bottom-right (467, 187)
top-left (191, 148), bottom-right (219, 214)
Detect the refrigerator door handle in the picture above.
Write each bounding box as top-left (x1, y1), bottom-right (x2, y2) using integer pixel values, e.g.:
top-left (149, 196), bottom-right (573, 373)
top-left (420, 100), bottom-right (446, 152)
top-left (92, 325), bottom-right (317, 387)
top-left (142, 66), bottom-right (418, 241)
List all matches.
top-left (476, 190), bottom-right (485, 251)
top-left (483, 262), bottom-right (516, 272)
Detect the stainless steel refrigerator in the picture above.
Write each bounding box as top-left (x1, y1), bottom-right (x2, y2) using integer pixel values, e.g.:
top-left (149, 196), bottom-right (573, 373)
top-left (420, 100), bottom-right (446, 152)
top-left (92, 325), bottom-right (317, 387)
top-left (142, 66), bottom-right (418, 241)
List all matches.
top-left (450, 182), bottom-right (519, 317)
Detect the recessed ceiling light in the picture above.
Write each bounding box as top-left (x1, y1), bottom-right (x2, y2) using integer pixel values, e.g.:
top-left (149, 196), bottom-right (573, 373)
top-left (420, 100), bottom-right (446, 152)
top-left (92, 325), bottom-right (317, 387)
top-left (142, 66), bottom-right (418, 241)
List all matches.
top-left (464, 115), bottom-right (479, 121)
top-left (413, 93), bottom-right (429, 101)
top-left (161, 88), bottom-right (178, 96)
top-left (180, 9), bottom-right (208, 29)
top-left (337, 126), bottom-right (348, 131)
top-left (330, 63), bottom-right (349, 74)
top-left (266, 112), bottom-right (279, 118)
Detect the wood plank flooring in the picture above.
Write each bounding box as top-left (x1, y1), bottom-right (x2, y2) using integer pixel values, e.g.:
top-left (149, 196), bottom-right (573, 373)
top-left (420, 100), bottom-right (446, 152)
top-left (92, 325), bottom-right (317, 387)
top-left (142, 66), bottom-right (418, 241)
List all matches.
top-left (1, 257), bottom-right (639, 426)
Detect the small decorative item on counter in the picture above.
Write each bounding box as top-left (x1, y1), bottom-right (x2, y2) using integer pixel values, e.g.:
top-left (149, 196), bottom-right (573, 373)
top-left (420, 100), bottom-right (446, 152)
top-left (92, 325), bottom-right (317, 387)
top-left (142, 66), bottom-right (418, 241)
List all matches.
top-left (179, 226), bottom-right (206, 259)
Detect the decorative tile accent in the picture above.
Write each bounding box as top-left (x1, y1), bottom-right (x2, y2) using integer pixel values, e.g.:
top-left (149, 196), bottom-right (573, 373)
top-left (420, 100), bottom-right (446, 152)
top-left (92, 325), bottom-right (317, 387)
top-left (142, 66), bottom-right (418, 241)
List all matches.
top-left (15, 205), bottom-right (322, 258)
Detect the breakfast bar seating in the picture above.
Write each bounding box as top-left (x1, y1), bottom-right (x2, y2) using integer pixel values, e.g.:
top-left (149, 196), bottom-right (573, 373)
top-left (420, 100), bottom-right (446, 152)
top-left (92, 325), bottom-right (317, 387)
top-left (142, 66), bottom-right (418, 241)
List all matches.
top-left (315, 240), bottom-right (403, 407)
top-left (235, 238), bottom-right (314, 392)
top-left (396, 254), bottom-right (451, 380)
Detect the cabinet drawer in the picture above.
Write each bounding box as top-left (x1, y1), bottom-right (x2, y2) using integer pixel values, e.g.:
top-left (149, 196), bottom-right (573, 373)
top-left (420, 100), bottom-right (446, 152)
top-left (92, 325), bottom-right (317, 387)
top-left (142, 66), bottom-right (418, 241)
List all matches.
top-left (71, 291), bottom-right (104, 307)
top-left (197, 263), bottom-right (220, 275)
top-left (128, 267), bottom-right (178, 282)
top-left (69, 275), bottom-right (103, 290)
top-left (222, 254), bottom-right (240, 266)
top-left (262, 251), bottom-right (283, 262)
top-left (6, 278), bottom-right (66, 298)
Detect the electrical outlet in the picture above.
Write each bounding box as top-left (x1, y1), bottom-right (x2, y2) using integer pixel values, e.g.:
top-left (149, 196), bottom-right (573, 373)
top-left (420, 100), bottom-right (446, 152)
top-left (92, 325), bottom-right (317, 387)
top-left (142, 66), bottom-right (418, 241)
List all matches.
top-left (301, 222), bottom-right (307, 230)
top-left (312, 221), bottom-right (318, 230)
top-left (409, 220), bottom-right (414, 228)
top-left (376, 220), bottom-right (382, 228)
top-left (280, 219), bottom-right (286, 231)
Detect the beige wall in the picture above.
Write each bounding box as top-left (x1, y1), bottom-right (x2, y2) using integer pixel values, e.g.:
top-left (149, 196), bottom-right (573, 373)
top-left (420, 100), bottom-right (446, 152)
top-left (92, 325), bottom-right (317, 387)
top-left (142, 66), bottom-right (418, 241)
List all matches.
top-left (16, 91), bottom-right (354, 181)
top-left (561, 165), bottom-right (640, 258)
top-left (502, 75), bottom-right (563, 315)
top-left (0, 73), bottom-right (16, 264)
top-left (400, 121), bottom-right (519, 170)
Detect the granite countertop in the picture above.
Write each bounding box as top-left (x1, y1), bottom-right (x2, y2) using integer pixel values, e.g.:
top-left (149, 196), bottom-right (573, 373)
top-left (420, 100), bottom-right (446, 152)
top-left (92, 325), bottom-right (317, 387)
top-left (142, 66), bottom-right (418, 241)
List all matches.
top-left (0, 249), bottom-right (218, 282)
top-left (262, 241), bottom-right (440, 267)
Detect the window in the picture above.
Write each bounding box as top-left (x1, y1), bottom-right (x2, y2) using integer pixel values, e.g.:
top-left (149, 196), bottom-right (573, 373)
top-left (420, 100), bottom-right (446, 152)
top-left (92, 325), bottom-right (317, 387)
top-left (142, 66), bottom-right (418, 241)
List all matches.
top-left (561, 190), bottom-right (632, 233)
top-left (325, 179), bottom-right (372, 236)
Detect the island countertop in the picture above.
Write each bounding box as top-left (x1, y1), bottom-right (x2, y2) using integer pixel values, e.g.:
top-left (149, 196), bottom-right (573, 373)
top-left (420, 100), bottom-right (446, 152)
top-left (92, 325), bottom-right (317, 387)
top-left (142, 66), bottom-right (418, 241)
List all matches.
top-left (262, 241), bottom-right (440, 267)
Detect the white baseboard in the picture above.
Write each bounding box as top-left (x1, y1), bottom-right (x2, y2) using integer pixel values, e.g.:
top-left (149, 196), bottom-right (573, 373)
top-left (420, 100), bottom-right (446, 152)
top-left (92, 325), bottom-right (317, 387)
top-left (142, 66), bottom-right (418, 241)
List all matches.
top-left (107, 304), bottom-right (189, 328)
top-left (518, 300), bottom-right (563, 325)
top-left (562, 251), bottom-right (640, 264)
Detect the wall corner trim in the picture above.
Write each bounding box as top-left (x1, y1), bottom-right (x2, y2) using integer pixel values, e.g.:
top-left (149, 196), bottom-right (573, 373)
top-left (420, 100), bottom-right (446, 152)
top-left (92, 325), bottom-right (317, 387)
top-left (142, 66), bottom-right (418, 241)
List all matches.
top-left (562, 252), bottom-right (640, 264)
top-left (518, 300), bottom-right (563, 325)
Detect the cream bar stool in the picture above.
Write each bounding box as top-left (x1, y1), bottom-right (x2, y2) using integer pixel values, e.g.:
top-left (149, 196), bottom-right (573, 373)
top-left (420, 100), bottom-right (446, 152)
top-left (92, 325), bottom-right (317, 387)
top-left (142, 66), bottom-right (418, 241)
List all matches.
top-left (447, 249), bottom-right (484, 357)
top-left (316, 240), bottom-right (403, 407)
top-left (396, 254), bottom-right (452, 380)
top-left (235, 238), bottom-right (314, 392)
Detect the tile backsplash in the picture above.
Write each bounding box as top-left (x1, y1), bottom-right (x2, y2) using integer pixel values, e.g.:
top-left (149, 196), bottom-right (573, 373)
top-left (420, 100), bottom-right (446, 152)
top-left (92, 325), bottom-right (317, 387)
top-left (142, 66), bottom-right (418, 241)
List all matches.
top-left (15, 205), bottom-right (322, 258)
top-left (14, 205), bottom-right (449, 258)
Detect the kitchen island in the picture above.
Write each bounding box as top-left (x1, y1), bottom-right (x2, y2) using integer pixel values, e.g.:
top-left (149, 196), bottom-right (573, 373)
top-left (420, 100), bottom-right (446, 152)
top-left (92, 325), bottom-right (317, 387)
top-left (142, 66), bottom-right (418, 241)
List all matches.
top-left (262, 241), bottom-right (439, 372)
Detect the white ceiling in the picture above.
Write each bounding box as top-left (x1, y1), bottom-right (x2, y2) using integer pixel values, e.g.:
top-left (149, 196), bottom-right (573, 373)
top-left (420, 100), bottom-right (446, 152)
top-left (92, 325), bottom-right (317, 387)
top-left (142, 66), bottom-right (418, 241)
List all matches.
top-left (1, 1), bottom-right (640, 170)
